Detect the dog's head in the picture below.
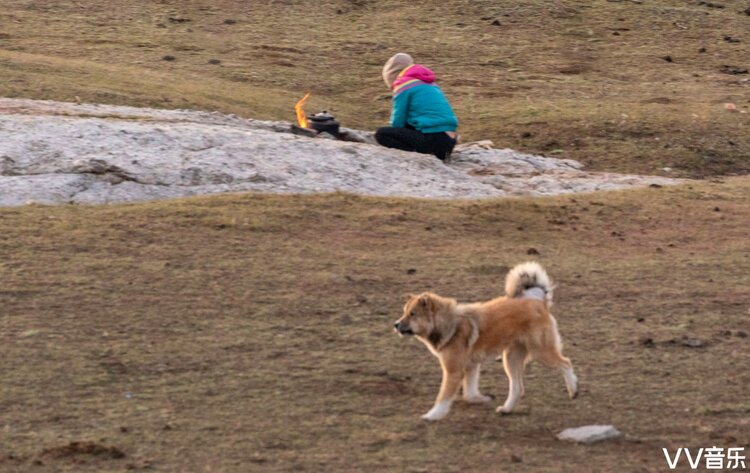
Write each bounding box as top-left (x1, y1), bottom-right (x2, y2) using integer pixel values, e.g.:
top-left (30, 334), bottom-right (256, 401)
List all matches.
top-left (393, 292), bottom-right (441, 337)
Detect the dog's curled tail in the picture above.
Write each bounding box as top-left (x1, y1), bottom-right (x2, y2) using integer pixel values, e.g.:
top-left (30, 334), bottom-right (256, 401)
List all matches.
top-left (505, 261), bottom-right (554, 307)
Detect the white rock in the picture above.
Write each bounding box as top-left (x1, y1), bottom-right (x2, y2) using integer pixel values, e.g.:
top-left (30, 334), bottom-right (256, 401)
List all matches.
top-left (0, 98), bottom-right (684, 206)
top-left (454, 140), bottom-right (494, 151)
top-left (557, 425), bottom-right (622, 444)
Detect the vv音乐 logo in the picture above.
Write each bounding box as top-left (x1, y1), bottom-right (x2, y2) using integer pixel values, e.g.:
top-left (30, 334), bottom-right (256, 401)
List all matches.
top-left (663, 447), bottom-right (747, 470)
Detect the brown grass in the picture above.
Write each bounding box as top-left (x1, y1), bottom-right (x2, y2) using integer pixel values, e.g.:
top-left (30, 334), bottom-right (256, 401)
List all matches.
top-left (1, 0), bottom-right (749, 177)
top-left (2, 178), bottom-right (749, 472)
top-left (2, 2), bottom-right (750, 471)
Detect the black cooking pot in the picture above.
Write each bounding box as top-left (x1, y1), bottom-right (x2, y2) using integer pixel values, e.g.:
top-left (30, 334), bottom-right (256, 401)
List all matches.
top-left (308, 111), bottom-right (340, 136)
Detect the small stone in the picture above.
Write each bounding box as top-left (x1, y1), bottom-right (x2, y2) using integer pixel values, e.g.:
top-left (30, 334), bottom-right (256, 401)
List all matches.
top-left (697, 1), bottom-right (725, 7)
top-left (162, 55), bottom-right (176, 61)
top-left (662, 55), bottom-right (673, 63)
top-left (223, 19), bottom-right (237, 24)
top-left (509, 454), bottom-right (522, 463)
top-left (681, 338), bottom-right (706, 348)
top-left (526, 248), bottom-right (540, 255)
top-left (735, 330), bottom-right (748, 338)
top-left (491, 19), bottom-right (502, 26)
top-left (699, 47), bottom-right (707, 53)
top-left (721, 65), bottom-right (749, 75)
top-left (208, 59), bottom-right (221, 65)
top-left (640, 336), bottom-right (655, 347)
top-left (406, 268), bottom-right (417, 275)
top-left (637, 317), bottom-right (645, 322)
top-left (557, 425), bottom-right (622, 443)
top-left (713, 206), bottom-right (720, 212)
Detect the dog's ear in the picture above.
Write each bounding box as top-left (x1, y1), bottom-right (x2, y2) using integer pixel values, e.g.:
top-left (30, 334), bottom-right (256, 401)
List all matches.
top-left (402, 293), bottom-right (415, 303)
top-left (419, 294), bottom-right (436, 313)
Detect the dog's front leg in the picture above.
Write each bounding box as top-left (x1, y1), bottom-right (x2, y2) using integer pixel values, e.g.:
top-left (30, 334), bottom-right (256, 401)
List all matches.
top-left (422, 364), bottom-right (463, 421)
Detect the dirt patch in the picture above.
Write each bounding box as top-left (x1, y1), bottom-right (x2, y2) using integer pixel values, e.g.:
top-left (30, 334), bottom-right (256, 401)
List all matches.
top-left (39, 441), bottom-right (126, 460)
top-left (355, 379), bottom-right (410, 396)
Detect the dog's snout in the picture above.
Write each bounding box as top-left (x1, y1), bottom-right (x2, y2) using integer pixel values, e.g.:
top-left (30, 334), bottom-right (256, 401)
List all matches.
top-left (393, 321), bottom-right (414, 336)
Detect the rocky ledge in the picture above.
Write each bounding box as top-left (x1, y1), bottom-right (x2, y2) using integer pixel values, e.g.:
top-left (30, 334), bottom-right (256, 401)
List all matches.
top-left (0, 98), bottom-right (680, 206)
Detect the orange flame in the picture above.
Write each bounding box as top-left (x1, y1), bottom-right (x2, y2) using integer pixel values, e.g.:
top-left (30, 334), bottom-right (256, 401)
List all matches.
top-left (295, 92), bottom-right (311, 128)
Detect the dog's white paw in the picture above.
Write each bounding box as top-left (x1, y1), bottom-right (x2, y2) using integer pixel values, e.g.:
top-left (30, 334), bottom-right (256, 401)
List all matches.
top-left (496, 405), bottom-right (513, 415)
top-left (421, 402), bottom-right (451, 421)
top-left (463, 394), bottom-right (492, 403)
top-left (421, 411), bottom-right (447, 421)
top-left (565, 369), bottom-right (578, 399)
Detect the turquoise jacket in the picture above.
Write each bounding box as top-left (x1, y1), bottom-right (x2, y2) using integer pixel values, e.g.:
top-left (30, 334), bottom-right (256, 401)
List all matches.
top-left (390, 64), bottom-right (458, 133)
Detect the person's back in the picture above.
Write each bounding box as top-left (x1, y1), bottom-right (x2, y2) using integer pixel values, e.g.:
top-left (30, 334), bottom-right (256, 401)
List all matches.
top-left (375, 53), bottom-right (458, 161)
top-left (390, 64), bottom-right (458, 134)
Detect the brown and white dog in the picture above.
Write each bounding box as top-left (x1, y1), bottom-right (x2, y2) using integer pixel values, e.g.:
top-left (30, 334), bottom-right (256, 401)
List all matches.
top-left (393, 262), bottom-right (578, 421)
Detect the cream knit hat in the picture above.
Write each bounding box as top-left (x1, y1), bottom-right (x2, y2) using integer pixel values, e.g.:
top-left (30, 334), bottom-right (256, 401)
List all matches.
top-left (382, 53), bottom-right (414, 88)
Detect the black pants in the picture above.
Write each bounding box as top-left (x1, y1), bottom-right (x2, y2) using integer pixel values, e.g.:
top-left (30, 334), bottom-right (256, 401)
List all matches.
top-left (375, 126), bottom-right (456, 161)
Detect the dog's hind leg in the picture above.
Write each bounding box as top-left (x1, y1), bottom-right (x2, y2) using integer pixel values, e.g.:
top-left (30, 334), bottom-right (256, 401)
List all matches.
top-left (543, 316), bottom-right (578, 398)
top-left (537, 345), bottom-right (578, 399)
top-left (497, 346), bottom-right (527, 414)
top-left (463, 363), bottom-right (491, 403)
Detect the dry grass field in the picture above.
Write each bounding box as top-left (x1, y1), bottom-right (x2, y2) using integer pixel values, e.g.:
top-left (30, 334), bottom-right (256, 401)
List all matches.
top-left (1, 0), bottom-right (749, 176)
top-left (2, 179), bottom-right (749, 472)
top-left (2, 1), bottom-right (750, 472)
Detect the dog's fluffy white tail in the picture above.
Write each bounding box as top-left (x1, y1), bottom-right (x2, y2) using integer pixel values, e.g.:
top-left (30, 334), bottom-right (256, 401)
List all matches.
top-left (505, 262), bottom-right (554, 307)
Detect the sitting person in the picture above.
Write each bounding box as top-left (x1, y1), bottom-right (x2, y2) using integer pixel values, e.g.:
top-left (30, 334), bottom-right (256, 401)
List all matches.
top-left (375, 53), bottom-right (458, 161)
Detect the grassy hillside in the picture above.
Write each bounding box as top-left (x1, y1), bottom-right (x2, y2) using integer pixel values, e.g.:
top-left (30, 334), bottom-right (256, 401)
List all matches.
top-left (2, 178), bottom-right (749, 472)
top-left (2, 2), bottom-right (750, 471)
top-left (2, 0), bottom-right (749, 177)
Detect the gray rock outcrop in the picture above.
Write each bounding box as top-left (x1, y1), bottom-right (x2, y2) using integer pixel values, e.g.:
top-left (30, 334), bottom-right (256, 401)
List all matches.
top-left (0, 98), bottom-right (680, 206)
